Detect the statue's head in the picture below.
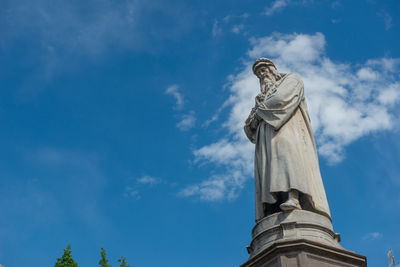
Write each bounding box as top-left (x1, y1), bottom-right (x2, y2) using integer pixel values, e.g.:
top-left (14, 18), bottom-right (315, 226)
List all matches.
top-left (252, 58), bottom-right (280, 80)
top-left (253, 58), bottom-right (281, 93)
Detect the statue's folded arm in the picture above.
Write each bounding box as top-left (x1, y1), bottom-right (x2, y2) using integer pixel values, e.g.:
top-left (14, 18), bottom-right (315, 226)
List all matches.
top-left (256, 74), bottom-right (304, 130)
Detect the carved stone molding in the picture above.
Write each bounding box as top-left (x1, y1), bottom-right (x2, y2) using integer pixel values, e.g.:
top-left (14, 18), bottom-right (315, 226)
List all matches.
top-left (247, 210), bottom-right (341, 258)
top-left (241, 238), bottom-right (367, 267)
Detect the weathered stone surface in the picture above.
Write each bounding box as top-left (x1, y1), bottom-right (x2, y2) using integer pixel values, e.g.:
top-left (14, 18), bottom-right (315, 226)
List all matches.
top-left (240, 58), bottom-right (366, 267)
top-left (247, 210), bottom-right (341, 258)
top-left (244, 58), bottom-right (330, 221)
top-left (241, 239), bottom-right (367, 267)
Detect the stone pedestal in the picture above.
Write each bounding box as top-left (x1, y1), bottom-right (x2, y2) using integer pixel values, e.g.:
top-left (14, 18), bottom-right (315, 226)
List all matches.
top-left (241, 239), bottom-right (366, 267)
top-left (241, 210), bottom-right (366, 267)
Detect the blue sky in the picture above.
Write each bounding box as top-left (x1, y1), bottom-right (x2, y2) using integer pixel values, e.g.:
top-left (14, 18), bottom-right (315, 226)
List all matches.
top-left (0, 0), bottom-right (399, 266)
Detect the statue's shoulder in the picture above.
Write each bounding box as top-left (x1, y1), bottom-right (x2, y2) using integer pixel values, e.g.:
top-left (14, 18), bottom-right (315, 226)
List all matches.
top-left (283, 73), bottom-right (303, 83)
top-left (280, 73), bottom-right (304, 88)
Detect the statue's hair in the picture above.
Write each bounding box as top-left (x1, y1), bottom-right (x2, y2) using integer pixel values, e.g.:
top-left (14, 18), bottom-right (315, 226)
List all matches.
top-left (252, 57), bottom-right (276, 74)
top-left (257, 66), bottom-right (282, 81)
top-left (270, 68), bottom-right (282, 80)
top-left (253, 58), bottom-right (282, 81)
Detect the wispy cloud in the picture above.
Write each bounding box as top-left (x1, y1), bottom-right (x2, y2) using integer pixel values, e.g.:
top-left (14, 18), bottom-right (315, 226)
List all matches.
top-left (212, 20), bottom-right (222, 37)
top-left (181, 32), bottom-right (400, 201)
top-left (363, 232), bottom-right (383, 240)
top-left (265, 0), bottom-right (290, 16)
top-left (165, 85), bottom-right (197, 131)
top-left (0, 0), bottom-right (195, 90)
top-left (331, 1), bottom-right (341, 9)
top-left (1, 0), bottom-right (195, 55)
top-left (179, 175), bottom-right (231, 201)
top-left (212, 13), bottom-right (248, 37)
top-left (232, 24), bottom-right (244, 34)
top-left (264, 0), bottom-right (315, 16)
top-left (378, 10), bottom-right (393, 30)
top-left (165, 84), bottom-right (184, 109)
top-left (177, 112), bottom-right (196, 131)
top-left (1, 0), bottom-right (138, 55)
top-left (124, 175), bottom-right (162, 199)
top-left (223, 13), bottom-right (249, 23)
top-left (137, 175), bottom-right (161, 185)
top-left (123, 186), bottom-right (140, 199)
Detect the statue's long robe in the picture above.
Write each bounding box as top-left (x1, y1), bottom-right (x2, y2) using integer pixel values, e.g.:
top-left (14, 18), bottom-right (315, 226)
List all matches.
top-left (244, 73), bottom-right (331, 221)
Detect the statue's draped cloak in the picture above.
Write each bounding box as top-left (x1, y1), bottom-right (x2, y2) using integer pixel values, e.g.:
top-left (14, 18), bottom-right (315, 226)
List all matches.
top-left (244, 74), bottom-right (331, 221)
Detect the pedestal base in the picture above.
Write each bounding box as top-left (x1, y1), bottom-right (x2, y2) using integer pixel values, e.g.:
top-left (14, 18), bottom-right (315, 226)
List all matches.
top-left (240, 239), bottom-right (367, 267)
top-left (241, 210), bottom-right (366, 267)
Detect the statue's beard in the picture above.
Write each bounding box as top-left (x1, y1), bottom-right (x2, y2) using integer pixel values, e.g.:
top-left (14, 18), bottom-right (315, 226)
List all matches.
top-left (260, 78), bottom-right (274, 94)
top-left (260, 70), bottom-right (282, 94)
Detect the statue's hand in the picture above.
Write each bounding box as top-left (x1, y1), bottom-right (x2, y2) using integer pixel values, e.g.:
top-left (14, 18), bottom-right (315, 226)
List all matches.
top-left (245, 107), bottom-right (257, 127)
top-left (255, 94), bottom-right (265, 106)
top-left (250, 116), bottom-right (260, 129)
top-left (245, 117), bottom-right (252, 127)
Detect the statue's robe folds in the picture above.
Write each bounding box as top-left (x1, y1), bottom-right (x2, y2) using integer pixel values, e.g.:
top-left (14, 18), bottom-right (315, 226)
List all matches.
top-left (244, 74), bottom-right (331, 222)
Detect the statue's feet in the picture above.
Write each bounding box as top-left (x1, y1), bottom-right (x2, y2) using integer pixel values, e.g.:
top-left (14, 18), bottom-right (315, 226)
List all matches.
top-left (280, 199), bottom-right (301, 212)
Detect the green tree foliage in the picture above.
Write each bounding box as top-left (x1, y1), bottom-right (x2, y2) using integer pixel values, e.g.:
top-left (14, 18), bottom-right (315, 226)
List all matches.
top-left (99, 247), bottom-right (111, 267)
top-left (118, 256), bottom-right (130, 267)
top-left (54, 244), bottom-right (78, 267)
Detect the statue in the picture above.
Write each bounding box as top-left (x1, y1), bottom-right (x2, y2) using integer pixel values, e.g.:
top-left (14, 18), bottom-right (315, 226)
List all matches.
top-left (241, 58), bottom-right (367, 267)
top-left (244, 58), bottom-right (331, 222)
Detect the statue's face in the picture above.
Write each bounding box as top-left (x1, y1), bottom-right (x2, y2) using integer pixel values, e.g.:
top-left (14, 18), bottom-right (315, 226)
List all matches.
top-left (256, 66), bottom-right (269, 78)
top-left (256, 65), bottom-right (276, 81)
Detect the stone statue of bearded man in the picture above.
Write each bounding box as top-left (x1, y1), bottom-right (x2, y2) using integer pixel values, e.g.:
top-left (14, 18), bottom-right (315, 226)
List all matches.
top-left (244, 58), bottom-right (331, 222)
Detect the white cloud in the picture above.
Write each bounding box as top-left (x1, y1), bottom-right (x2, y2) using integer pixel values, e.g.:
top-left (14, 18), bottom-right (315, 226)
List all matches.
top-left (232, 24), bottom-right (244, 34)
top-left (367, 58), bottom-right (400, 72)
top-left (378, 83), bottom-right (400, 106)
top-left (165, 85), bottom-right (196, 131)
top-left (137, 176), bottom-right (160, 185)
top-left (124, 186), bottom-right (140, 199)
top-left (125, 175), bottom-right (161, 199)
top-left (0, 0), bottom-right (197, 92)
top-left (213, 13), bottom-right (248, 37)
top-left (212, 20), bottom-right (222, 37)
top-left (357, 67), bottom-right (377, 81)
top-left (222, 15), bottom-right (232, 23)
top-left (331, 1), bottom-right (341, 9)
top-left (1, 0), bottom-right (195, 55)
top-left (179, 177), bottom-right (226, 201)
top-left (165, 84), bottom-right (184, 109)
top-left (264, 0), bottom-right (316, 16)
top-left (378, 10), bottom-right (393, 30)
top-left (223, 13), bottom-right (249, 23)
top-left (248, 32), bottom-right (326, 63)
top-left (362, 232), bottom-right (382, 240)
top-left (241, 13), bottom-right (249, 19)
top-left (177, 112), bottom-right (196, 131)
top-left (182, 32), bottom-right (400, 201)
top-left (265, 0), bottom-right (290, 16)
top-left (1, 0), bottom-right (139, 54)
